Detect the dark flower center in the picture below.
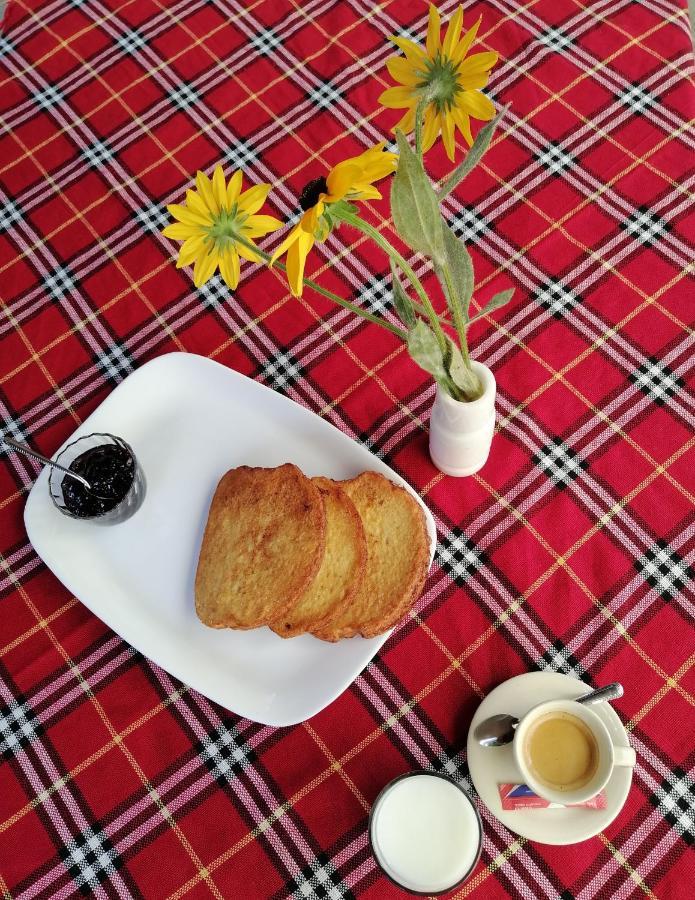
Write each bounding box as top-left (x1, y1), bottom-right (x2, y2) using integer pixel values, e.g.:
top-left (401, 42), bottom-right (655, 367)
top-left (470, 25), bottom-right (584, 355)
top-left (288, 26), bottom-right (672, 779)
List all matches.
top-left (299, 176), bottom-right (328, 211)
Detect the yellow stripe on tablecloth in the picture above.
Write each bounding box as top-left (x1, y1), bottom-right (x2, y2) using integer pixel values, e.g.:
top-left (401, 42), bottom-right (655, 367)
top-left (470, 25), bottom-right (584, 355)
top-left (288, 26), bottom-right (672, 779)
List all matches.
top-left (0, 2), bottom-right (693, 897)
top-left (0, 549), bottom-right (223, 898)
top-left (0, 681), bottom-right (189, 835)
top-left (1, 305), bottom-right (81, 424)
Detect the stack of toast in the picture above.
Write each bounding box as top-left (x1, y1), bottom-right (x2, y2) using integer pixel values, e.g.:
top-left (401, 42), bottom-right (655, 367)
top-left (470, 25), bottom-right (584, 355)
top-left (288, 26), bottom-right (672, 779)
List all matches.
top-left (195, 463), bottom-right (431, 641)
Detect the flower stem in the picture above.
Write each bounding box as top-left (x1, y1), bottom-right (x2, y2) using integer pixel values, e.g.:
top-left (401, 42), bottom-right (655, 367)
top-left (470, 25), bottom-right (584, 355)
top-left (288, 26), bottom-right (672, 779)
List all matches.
top-left (338, 212), bottom-right (449, 355)
top-left (235, 235), bottom-right (407, 340)
top-left (438, 262), bottom-right (482, 399)
top-left (440, 263), bottom-right (470, 363)
top-left (414, 97), bottom-right (426, 159)
top-left (298, 269), bottom-right (407, 339)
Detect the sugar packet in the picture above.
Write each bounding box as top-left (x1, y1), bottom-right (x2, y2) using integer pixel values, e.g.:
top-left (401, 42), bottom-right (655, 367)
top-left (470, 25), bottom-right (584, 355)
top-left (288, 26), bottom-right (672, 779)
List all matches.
top-left (499, 783), bottom-right (607, 810)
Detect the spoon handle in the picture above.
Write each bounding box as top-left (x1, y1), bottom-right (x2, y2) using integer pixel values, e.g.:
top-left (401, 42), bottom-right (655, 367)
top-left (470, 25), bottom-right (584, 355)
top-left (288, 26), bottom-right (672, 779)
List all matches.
top-left (2, 436), bottom-right (92, 490)
top-left (577, 682), bottom-right (623, 706)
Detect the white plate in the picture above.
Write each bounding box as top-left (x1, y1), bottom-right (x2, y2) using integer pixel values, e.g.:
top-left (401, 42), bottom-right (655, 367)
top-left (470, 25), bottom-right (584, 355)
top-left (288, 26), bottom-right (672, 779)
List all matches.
top-left (467, 672), bottom-right (633, 844)
top-left (24, 352), bottom-right (436, 727)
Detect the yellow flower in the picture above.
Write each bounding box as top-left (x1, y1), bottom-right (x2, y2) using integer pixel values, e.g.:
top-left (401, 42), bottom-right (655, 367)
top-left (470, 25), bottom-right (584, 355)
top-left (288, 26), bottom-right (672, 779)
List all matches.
top-left (379, 4), bottom-right (498, 161)
top-left (270, 144), bottom-right (397, 297)
top-left (163, 165), bottom-right (282, 289)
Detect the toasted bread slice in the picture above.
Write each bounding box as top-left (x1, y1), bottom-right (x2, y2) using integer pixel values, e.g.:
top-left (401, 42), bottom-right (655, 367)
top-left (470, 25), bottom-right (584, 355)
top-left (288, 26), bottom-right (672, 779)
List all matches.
top-left (271, 477), bottom-right (367, 638)
top-left (195, 464), bottom-right (326, 629)
top-left (312, 471), bottom-right (430, 641)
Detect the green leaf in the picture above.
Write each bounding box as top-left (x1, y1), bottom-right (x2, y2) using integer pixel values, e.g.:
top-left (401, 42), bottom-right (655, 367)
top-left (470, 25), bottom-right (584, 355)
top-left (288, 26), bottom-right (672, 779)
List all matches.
top-left (437, 105), bottom-right (509, 201)
top-left (445, 338), bottom-right (483, 400)
top-left (329, 199), bottom-right (360, 218)
top-left (390, 259), bottom-right (416, 328)
top-left (469, 288), bottom-right (515, 323)
top-left (407, 320), bottom-right (449, 382)
top-left (391, 130), bottom-right (444, 265)
top-left (313, 213), bottom-right (331, 242)
top-left (439, 220), bottom-right (474, 323)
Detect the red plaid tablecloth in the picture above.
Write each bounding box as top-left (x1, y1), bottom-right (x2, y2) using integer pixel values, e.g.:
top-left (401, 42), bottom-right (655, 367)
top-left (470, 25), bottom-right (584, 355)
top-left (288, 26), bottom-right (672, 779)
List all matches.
top-left (1, 0), bottom-right (694, 897)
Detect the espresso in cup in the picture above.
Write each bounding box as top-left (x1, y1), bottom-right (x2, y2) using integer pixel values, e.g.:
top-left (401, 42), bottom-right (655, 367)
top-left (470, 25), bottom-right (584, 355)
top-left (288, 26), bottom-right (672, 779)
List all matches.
top-left (524, 711), bottom-right (599, 792)
top-left (513, 698), bottom-right (636, 805)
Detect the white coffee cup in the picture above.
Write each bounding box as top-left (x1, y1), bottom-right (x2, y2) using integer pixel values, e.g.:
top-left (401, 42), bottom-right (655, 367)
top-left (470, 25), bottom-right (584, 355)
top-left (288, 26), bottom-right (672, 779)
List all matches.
top-left (513, 699), bottom-right (636, 804)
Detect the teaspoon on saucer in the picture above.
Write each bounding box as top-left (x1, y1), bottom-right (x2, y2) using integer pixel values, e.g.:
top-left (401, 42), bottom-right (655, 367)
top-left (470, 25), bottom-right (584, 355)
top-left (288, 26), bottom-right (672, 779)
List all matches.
top-left (474, 682), bottom-right (624, 748)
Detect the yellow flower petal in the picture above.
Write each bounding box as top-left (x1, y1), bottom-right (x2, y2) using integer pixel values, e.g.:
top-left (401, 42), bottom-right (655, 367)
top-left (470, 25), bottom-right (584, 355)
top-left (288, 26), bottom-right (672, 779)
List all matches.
top-left (441, 112), bottom-right (456, 161)
top-left (452, 106), bottom-right (473, 146)
top-left (356, 146), bottom-right (398, 181)
top-left (325, 162), bottom-right (362, 200)
top-left (176, 235), bottom-right (206, 268)
top-left (285, 242), bottom-right (302, 297)
top-left (242, 214), bottom-right (283, 238)
top-left (456, 90), bottom-right (496, 121)
top-left (352, 142), bottom-right (389, 165)
top-left (379, 85), bottom-right (416, 109)
top-left (204, 245), bottom-right (221, 285)
top-left (348, 185), bottom-right (382, 201)
top-left (389, 35), bottom-right (426, 65)
top-left (166, 203), bottom-right (211, 227)
top-left (422, 106), bottom-right (440, 152)
top-left (386, 56), bottom-right (421, 86)
top-left (270, 223), bottom-right (302, 265)
top-left (277, 146), bottom-right (397, 228)
top-left (162, 222), bottom-right (199, 240)
top-left (219, 247), bottom-right (240, 289)
top-left (212, 165), bottom-right (227, 212)
top-left (226, 170), bottom-right (243, 210)
top-left (457, 70), bottom-right (490, 91)
top-left (285, 229), bottom-right (315, 297)
top-left (193, 244), bottom-right (218, 287)
top-left (394, 105), bottom-right (417, 133)
top-left (185, 189), bottom-right (211, 220)
top-left (426, 4), bottom-right (441, 57)
top-left (195, 170), bottom-right (218, 217)
top-left (238, 183), bottom-right (271, 216)
top-left (378, 4), bottom-right (495, 160)
top-left (452, 16), bottom-right (481, 63)
top-left (458, 51), bottom-right (498, 75)
top-left (237, 239), bottom-right (262, 262)
top-left (442, 6), bottom-right (463, 59)
top-left (302, 204), bottom-right (324, 233)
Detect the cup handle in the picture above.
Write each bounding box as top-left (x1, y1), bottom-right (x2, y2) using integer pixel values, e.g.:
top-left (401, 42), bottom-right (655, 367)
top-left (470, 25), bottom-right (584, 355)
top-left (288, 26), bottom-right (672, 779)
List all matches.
top-left (613, 745), bottom-right (636, 767)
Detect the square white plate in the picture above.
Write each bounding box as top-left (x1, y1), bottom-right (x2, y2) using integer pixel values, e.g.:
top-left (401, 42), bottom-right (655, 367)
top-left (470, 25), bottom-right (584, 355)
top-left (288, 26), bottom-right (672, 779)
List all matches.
top-left (25, 353), bottom-right (436, 727)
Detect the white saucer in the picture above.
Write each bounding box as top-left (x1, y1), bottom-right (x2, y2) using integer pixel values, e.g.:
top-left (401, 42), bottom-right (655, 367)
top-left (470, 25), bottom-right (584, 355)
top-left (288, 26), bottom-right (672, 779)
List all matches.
top-left (467, 672), bottom-right (634, 844)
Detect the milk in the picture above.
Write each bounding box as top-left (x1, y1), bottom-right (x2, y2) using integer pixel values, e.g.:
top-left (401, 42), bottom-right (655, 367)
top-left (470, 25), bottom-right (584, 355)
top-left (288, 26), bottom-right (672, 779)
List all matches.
top-left (370, 774), bottom-right (481, 893)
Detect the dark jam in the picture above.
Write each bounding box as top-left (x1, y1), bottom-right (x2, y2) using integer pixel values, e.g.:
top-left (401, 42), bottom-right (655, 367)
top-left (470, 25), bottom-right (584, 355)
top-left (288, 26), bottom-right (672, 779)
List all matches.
top-left (61, 444), bottom-right (135, 518)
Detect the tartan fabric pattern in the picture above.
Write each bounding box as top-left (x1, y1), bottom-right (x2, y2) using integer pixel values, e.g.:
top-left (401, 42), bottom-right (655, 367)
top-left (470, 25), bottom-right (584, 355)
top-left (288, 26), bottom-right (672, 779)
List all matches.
top-left (197, 721), bottom-right (257, 784)
top-left (0, 695), bottom-right (43, 758)
top-left (650, 768), bottom-right (695, 847)
top-left (58, 826), bottom-right (123, 895)
top-left (437, 529), bottom-right (487, 585)
top-left (288, 855), bottom-right (354, 900)
top-left (533, 438), bottom-right (587, 488)
top-left (0, 0), bottom-right (694, 897)
top-left (630, 357), bottom-right (685, 406)
top-left (635, 540), bottom-right (693, 602)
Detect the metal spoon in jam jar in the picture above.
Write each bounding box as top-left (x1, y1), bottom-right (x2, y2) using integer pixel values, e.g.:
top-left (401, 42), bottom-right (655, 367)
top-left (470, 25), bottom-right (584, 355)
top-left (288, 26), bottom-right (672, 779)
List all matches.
top-left (2, 436), bottom-right (102, 495)
top-left (3, 432), bottom-right (145, 523)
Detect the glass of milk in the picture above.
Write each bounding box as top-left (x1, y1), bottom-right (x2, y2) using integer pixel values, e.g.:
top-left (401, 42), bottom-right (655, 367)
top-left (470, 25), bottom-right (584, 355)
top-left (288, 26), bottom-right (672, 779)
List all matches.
top-left (369, 771), bottom-right (483, 894)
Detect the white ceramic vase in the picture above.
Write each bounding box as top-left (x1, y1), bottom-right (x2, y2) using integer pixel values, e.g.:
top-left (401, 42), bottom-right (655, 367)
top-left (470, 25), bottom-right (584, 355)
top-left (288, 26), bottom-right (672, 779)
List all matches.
top-left (429, 361), bottom-right (496, 477)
